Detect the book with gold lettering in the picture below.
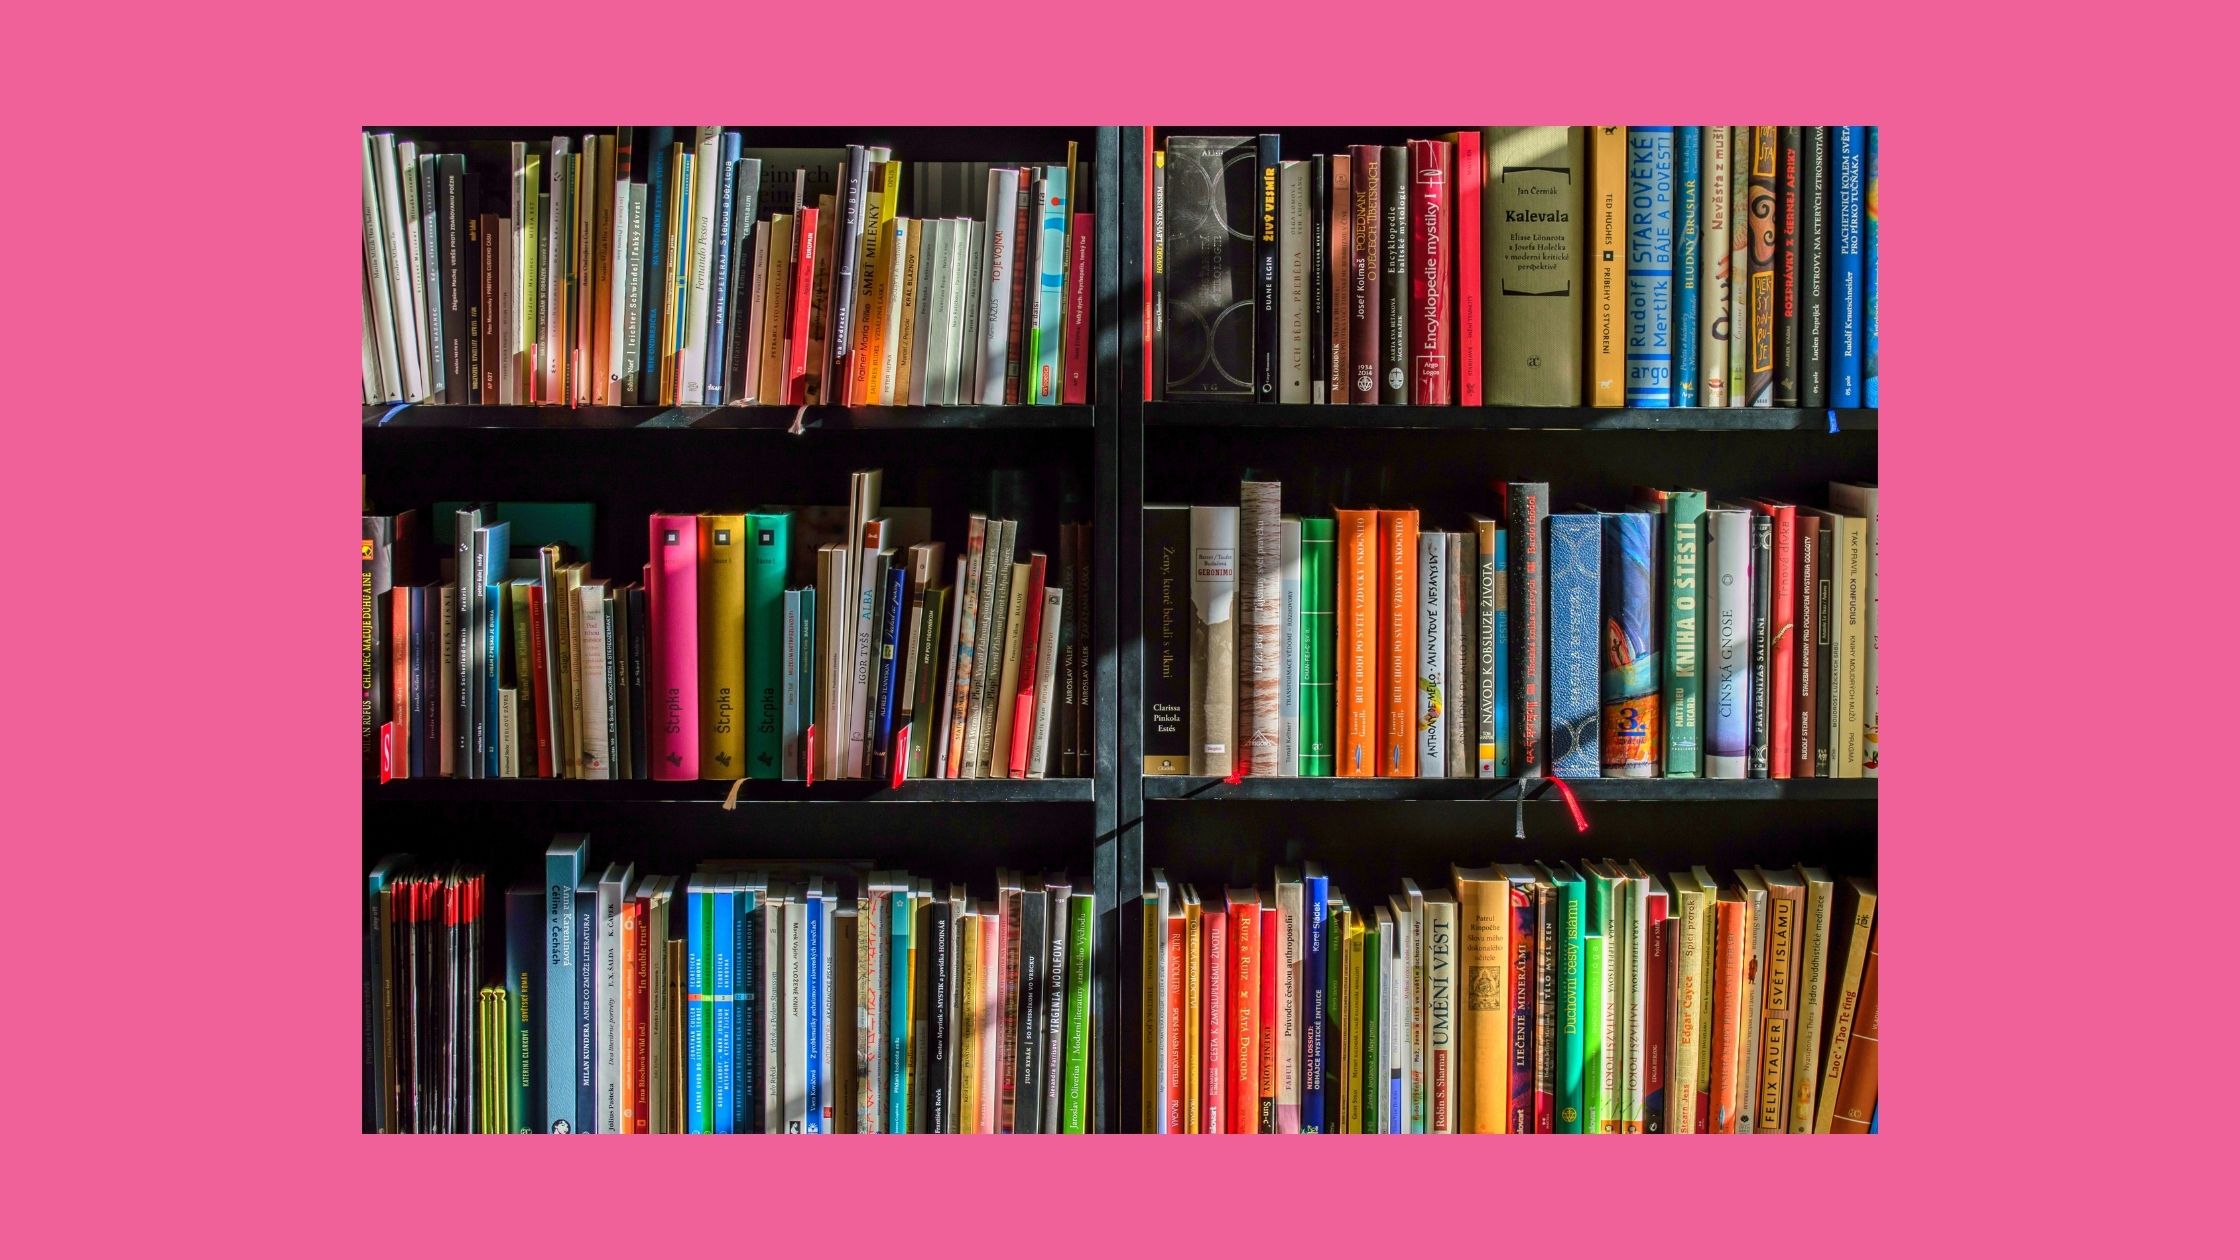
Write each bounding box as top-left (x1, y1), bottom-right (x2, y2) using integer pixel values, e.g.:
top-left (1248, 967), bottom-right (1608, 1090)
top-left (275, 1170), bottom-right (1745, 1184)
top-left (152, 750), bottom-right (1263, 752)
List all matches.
top-left (1452, 865), bottom-right (1510, 1133)
top-left (1378, 509), bottom-right (1419, 776)
top-left (1588, 127), bottom-right (1627, 406)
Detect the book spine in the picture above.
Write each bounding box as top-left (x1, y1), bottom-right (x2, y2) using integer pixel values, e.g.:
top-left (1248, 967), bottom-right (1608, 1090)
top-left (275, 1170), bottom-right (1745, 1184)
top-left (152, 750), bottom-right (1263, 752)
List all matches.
top-left (1864, 128), bottom-right (1879, 408)
top-left (1795, 522), bottom-right (1820, 776)
top-left (1298, 518), bottom-right (1336, 776)
top-left (1415, 531), bottom-right (1447, 775)
top-left (1673, 127), bottom-right (1700, 406)
top-left (1032, 168), bottom-right (1068, 403)
top-left (1189, 506), bottom-right (1240, 776)
top-left (1327, 154), bottom-right (1351, 403)
top-left (1336, 508), bottom-right (1380, 776)
top-left (1478, 524), bottom-right (1506, 776)
top-left (1756, 885), bottom-right (1802, 1131)
top-left (1142, 507), bottom-right (1190, 773)
top-left (1378, 509), bottom-right (1419, 776)
top-left (1589, 127), bottom-right (1626, 405)
top-left (1827, 929), bottom-right (1878, 1132)
top-left (1240, 482), bottom-right (1283, 774)
top-left (1506, 883), bottom-right (1536, 1132)
top-left (575, 885), bottom-right (597, 1132)
top-left (1506, 484), bottom-right (1548, 776)
top-left (1064, 211), bottom-right (1093, 403)
top-left (1764, 506), bottom-right (1796, 776)
top-left (1278, 160), bottom-right (1310, 403)
top-left (1729, 130), bottom-right (1748, 401)
top-left (1775, 127), bottom-right (1801, 406)
top-left (1455, 877), bottom-right (1505, 1133)
top-left (1623, 127), bottom-right (1673, 407)
top-left (1484, 127), bottom-right (1585, 405)
top-left (1254, 135), bottom-right (1280, 400)
top-left (1700, 127), bottom-right (1731, 406)
top-left (1709, 897), bottom-right (1746, 1132)
top-left (1347, 146), bottom-right (1380, 403)
top-left (698, 516), bottom-right (745, 779)
top-left (1063, 891), bottom-right (1094, 1132)
top-left (1407, 139), bottom-right (1451, 405)
top-left (1746, 126), bottom-right (1777, 406)
top-left (1553, 874), bottom-right (1584, 1131)
top-left (1450, 131), bottom-right (1481, 405)
top-left (1150, 149), bottom-right (1166, 400)
top-left (1004, 178), bottom-right (1032, 404)
top-left (1664, 491), bottom-right (1707, 776)
top-left (1799, 128), bottom-right (1830, 408)
top-left (1301, 876), bottom-right (1328, 1132)
top-left (1641, 894), bottom-right (1668, 1132)
top-left (649, 515), bottom-right (699, 779)
top-left (1309, 155), bottom-right (1329, 404)
top-left (1831, 127), bottom-right (1866, 406)
top-left (1600, 512), bottom-right (1659, 775)
top-left (1546, 515), bottom-right (1601, 777)
top-left (974, 170), bottom-right (1021, 404)
top-left (873, 558), bottom-right (911, 781)
top-left (1748, 513), bottom-right (1773, 776)
top-left (1703, 511), bottom-right (1752, 777)
top-left (1378, 145), bottom-right (1409, 403)
top-left (1277, 519), bottom-right (1300, 777)
top-left (787, 205), bottom-right (820, 404)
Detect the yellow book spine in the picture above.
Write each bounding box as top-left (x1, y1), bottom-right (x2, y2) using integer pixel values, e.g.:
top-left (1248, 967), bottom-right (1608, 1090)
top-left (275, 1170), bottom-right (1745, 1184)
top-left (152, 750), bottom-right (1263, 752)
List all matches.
top-left (1342, 912), bottom-right (1364, 1134)
top-left (1454, 869), bottom-right (1509, 1133)
top-left (660, 143), bottom-right (686, 405)
top-left (893, 219), bottom-right (924, 405)
top-left (1589, 126), bottom-right (1627, 406)
top-left (957, 915), bottom-right (981, 1132)
top-left (698, 514), bottom-right (746, 778)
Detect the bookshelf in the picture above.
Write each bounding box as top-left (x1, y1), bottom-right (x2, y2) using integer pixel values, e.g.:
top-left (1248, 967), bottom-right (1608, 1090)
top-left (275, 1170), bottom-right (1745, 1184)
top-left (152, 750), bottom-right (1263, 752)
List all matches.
top-left (1104, 127), bottom-right (1879, 1131)
top-left (361, 124), bottom-right (1124, 1129)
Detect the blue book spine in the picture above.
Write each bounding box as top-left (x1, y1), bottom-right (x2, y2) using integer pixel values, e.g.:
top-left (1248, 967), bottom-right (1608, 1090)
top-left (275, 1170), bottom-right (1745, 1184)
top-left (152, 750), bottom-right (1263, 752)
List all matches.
top-left (1301, 875), bottom-right (1329, 1133)
top-left (1600, 512), bottom-right (1659, 776)
top-left (1862, 127), bottom-right (1878, 408)
top-left (735, 891), bottom-right (757, 1132)
top-left (1831, 126), bottom-right (1866, 407)
top-left (1491, 529), bottom-right (1510, 778)
top-left (575, 885), bottom-right (596, 1132)
top-left (1624, 126), bottom-right (1675, 407)
top-left (1672, 127), bottom-right (1701, 406)
top-left (711, 883), bottom-right (735, 1134)
top-left (504, 884), bottom-right (541, 1132)
top-left (871, 559), bottom-right (909, 777)
top-left (685, 882), bottom-right (707, 1134)
top-left (805, 889), bottom-right (825, 1133)
top-left (484, 582), bottom-right (503, 776)
top-left (704, 135), bottom-right (743, 403)
top-left (542, 841), bottom-right (583, 1133)
top-left (1547, 514), bottom-right (1603, 777)
top-left (638, 129), bottom-right (676, 401)
top-left (888, 892), bottom-right (911, 1132)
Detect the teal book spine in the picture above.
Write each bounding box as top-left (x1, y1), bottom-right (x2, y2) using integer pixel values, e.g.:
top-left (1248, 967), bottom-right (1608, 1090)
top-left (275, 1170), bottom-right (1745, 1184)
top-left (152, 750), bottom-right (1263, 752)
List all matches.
top-left (1062, 891), bottom-right (1095, 1132)
top-left (1623, 126), bottom-right (1675, 406)
top-left (1030, 166), bottom-right (1068, 403)
top-left (887, 892), bottom-right (910, 1131)
top-left (1664, 491), bottom-right (1708, 776)
top-left (543, 837), bottom-right (586, 1134)
top-left (684, 878), bottom-right (708, 1134)
top-left (1673, 127), bottom-right (1701, 405)
top-left (1299, 517), bottom-right (1336, 775)
top-left (745, 512), bottom-right (791, 778)
top-left (1554, 864), bottom-right (1585, 1132)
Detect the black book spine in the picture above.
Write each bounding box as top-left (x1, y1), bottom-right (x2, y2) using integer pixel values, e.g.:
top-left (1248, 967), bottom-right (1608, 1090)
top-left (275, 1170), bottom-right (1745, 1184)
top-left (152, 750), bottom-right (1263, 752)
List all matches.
top-left (1074, 521), bottom-right (1092, 777)
top-left (1504, 483), bottom-right (1549, 777)
top-left (1255, 133), bottom-right (1281, 400)
top-left (637, 129), bottom-right (674, 403)
top-left (1142, 505), bottom-right (1190, 773)
top-left (463, 175), bottom-right (483, 404)
top-left (1747, 512), bottom-right (1773, 777)
top-left (1151, 149), bottom-right (1167, 401)
top-left (925, 900), bottom-right (953, 1133)
top-left (575, 885), bottom-right (596, 1131)
top-left (1775, 127), bottom-right (1801, 406)
top-left (627, 586), bottom-right (649, 780)
top-left (1013, 890), bottom-right (1047, 1135)
top-left (1309, 153), bottom-right (1328, 404)
top-left (1798, 128), bottom-right (1830, 408)
top-left (1812, 520), bottom-right (1835, 775)
top-left (439, 154), bottom-right (470, 404)
top-left (828, 146), bottom-right (866, 397)
top-left (1161, 136), bottom-right (1257, 398)
top-left (1379, 144), bottom-right (1410, 403)
top-left (722, 162), bottom-right (762, 405)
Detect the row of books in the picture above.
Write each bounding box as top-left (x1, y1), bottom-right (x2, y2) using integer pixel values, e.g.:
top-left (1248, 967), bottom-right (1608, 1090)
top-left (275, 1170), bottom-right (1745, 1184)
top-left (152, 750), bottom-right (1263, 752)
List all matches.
top-left (1140, 862), bottom-right (1877, 1134)
top-left (360, 130), bottom-right (1095, 409)
top-left (359, 473), bottom-right (1093, 783)
top-left (364, 842), bottom-right (1097, 1134)
top-left (1151, 126), bottom-right (1879, 408)
top-left (1144, 479), bottom-right (1879, 779)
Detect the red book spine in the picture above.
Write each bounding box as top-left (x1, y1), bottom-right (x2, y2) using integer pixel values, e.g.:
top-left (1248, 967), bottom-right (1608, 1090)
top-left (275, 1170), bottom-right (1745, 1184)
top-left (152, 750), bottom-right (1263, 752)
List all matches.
top-left (1164, 914), bottom-right (1185, 1133)
top-left (1347, 146), bottom-right (1381, 402)
top-left (391, 587), bottom-right (411, 779)
top-left (1407, 139), bottom-right (1451, 405)
top-left (1229, 902), bottom-right (1258, 1133)
top-left (1642, 896), bottom-right (1669, 1133)
top-left (1257, 904), bottom-right (1278, 1133)
top-left (631, 899), bottom-right (651, 1131)
top-left (1327, 155), bottom-right (1352, 404)
top-left (1506, 882), bottom-right (1535, 1135)
top-left (1448, 132), bottom-right (1482, 405)
top-left (1747, 500), bottom-right (1799, 776)
top-left (1063, 213), bottom-right (1093, 404)
top-left (1200, 908), bottom-right (1227, 1135)
top-left (525, 583), bottom-right (553, 777)
top-left (1007, 553), bottom-right (1050, 778)
top-left (648, 514), bottom-right (699, 779)
top-left (786, 205), bottom-right (819, 404)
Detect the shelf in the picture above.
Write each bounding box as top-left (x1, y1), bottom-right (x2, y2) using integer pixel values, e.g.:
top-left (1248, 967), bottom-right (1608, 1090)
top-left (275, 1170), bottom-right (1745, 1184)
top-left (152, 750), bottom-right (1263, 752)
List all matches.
top-left (1140, 776), bottom-right (1875, 803)
top-left (1145, 403), bottom-right (1875, 432)
top-left (365, 777), bottom-right (1094, 805)
top-left (364, 403), bottom-right (1096, 432)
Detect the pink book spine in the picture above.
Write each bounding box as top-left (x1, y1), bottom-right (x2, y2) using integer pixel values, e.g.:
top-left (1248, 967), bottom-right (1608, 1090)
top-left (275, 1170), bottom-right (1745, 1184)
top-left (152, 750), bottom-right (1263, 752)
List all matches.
top-left (1451, 131), bottom-right (1483, 405)
top-left (1062, 213), bottom-right (1094, 404)
top-left (649, 513), bottom-right (700, 779)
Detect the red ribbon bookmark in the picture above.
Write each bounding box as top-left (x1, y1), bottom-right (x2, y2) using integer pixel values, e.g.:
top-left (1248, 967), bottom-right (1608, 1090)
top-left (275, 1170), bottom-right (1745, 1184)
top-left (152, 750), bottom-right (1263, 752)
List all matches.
top-left (891, 725), bottom-right (909, 790)
top-left (1545, 774), bottom-right (1590, 834)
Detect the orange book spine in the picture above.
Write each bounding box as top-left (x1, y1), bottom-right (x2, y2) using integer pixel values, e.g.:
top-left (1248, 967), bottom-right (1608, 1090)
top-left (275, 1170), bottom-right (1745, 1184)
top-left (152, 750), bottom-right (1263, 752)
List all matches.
top-left (1589, 127), bottom-right (1627, 406)
top-left (1828, 930), bottom-right (1878, 1133)
top-left (1164, 914), bottom-right (1186, 1134)
top-left (618, 898), bottom-right (637, 1132)
top-left (1379, 509), bottom-right (1419, 776)
top-left (1708, 894), bottom-right (1747, 1133)
top-left (1230, 898), bottom-right (1260, 1133)
top-left (1336, 509), bottom-right (1381, 776)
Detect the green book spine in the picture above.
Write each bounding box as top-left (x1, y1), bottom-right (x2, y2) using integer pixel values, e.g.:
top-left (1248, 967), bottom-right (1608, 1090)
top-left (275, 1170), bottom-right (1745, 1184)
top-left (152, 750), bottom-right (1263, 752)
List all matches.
top-left (1554, 864), bottom-right (1586, 1132)
top-left (744, 512), bottom-right (791, 778)
top-left (1062, 891), bottom-right (1095, 1133)
top-left (1664, 490), bottom-right (1708, 776)
top-left (1299, 517), bottom-right (1337, 775)
top-left (1352, 919), bottom-right (1370, 1134)
top-left (906, 584), bottom-right (949, 779)
top-left (1581, 932), bottom-right (1604, 1135)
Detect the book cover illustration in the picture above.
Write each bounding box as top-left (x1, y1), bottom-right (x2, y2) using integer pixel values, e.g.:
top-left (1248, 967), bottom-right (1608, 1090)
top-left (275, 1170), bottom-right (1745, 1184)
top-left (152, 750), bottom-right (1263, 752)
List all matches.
top-left (1600, 511), bottom-right (1660, 776)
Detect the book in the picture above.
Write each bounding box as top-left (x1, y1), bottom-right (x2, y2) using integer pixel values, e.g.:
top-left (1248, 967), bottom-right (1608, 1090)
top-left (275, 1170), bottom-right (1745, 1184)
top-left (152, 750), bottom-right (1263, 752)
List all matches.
top-left (1416, 529), bottom-right (1448, 776)
top-left (1814, 876), bottom-right (1878, 1132)
top-left (1378, 509), bottom-right (1419, 777)
top-left (1707, 889), bottom-right (1747, 1132)
top-left (1588, 127), bottom-right (1626, 406)
top-left (1702, 508), bottom-right (1752, 778)
top-left (1239, 482), bottom-right (1283, 775)
top-left (1378, 144), bottom-right (1409, 403)
top-left (1741, 499), bottom-right (1799, 776)
top-left (1747, 511), bottom-right (1773, 776)
top-left (1600, 510), bottom-right (1658, 776)
top-left (1254, 135), bottom-right (1281, 400)
top-left (1189, 506), bottom-right (1239, 776)
top-left (1828, 921), bottom-right (1878, 1133)
top-left (1279, 517), bottom-right (1303, 776)
top-left (543, 835), bottom-right (587, 1133)
top-left (1407, 138), bottom-right (1451, 404)
top-left (1470, 517), bottom-right (1508, 777)
top-left (1828, 482), bottom-right (1879, 776)
top-left (648, 515), bottom-right (699, 780)
top-left (1700, 127), bottom-right (1732, 405)
top-left (697, 515), bottom-right (746, 779)
top-left (1299, 517), bottom-right (1336, 776)
top-left (1863, 128), bottom-right (1879, 408)
top-left (1624, 126), bottom-right (1673, 407)
top-left (1336, 508), bottom-right (1380, 777)
top-left (1162, 137), bottom-right (1256, 398)
top-left (1755, 868), bottom-right (1806, 1133)
top-left (1278, 158), bottom-right (1311, 403)
top-left (1452, 866), bottom-right (1509, 1133)
top-left (1832, 127), bottom-right (1867, 407)
top-left (1445, 531), bottom-right (1472, 779)
top-left (1746, 126), bottom-right (1777, 406)
top-left (1546, 514), bottom-right (1601, 777)
top-left (1143, 505), bottom-right (1190, 774)
top-left (1504, 484), bottom-right (1549, 776)
top-left (744, 512), bottom-right (790, 780)
top-left (1446, 130), bottom-right (1482, 405)
top-left (1347, 145), bottom-right (1380, 403)
top-left (1775, 126), bottom-right (1801, 406)
top-left (1799, 128), bottom-right (1830, 408)
top-left (1673, 127), bottom-right (1701, 406)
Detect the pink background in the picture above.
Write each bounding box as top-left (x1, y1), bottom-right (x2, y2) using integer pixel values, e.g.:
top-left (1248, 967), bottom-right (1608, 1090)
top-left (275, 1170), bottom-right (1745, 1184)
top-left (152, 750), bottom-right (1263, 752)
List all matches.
top-left (10, 0), bottom-right (2211, 1251)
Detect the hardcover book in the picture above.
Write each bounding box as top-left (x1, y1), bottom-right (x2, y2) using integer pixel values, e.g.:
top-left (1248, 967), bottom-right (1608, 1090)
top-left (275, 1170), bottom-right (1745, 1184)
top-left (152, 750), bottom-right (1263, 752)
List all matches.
top-left (1546, 514), bottom-right (1601, 777)
top-left (1799, 128), bottom-right (1830, 408)
top-left (697, 515), bottom-right (746, 779)
top-left (1600, 511), bottom-right (1659, 775)
top-left (649, 514), bottom-right (700, 779)
top-left (1504, 483), bottom-right (1548, 776)
top-left (1700, 127), bottom-right (1732, 406)
top-left (1673, 127), bottom-right (1701, 406)
top-left (1378, 509), bottom-right (1419, 776)
top-left (1144, 506), bottom-right (1190, 773)
top-left (1299, 517), bottom-right (1336, 776)
top-left (1348, 145), bottom-right (1381, 403)
top-left (1336, 508), bottom-right (1380, 776)
top-left (1482, 127), bottom-right (1584, 406)
top-left (1255, 135), bottom-right (1281, 400)
top-left (1831, 127), bottom-right (1867, 407)
top-left (1746, 126), bottom-right (1777, 406)
top-left (1163, 137), bottom-right (1257, 398)
top-left (1702, 508), bottom-right (1752, 778)
top-left (1775, 126), bottom-right (1801, 406)
top-left (1189, 506), bottom-right (1239, 776)
top-left (1407, 139), bottom-right (1451, 405)
top-left (1588, 127), bottom-right (1626, 406)
top-left (1623, 126), bottom-right (1673, 407)
top-left (1415, 530), bottom-right (1448, 776)
top-left (1240, 482), bottom-right (1284, 775)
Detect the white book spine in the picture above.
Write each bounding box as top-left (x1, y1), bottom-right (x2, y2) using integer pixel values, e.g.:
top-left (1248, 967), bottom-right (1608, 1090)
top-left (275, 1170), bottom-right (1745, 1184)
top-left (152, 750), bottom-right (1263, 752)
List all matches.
top-left (1278, 517), bottom-right (1302, 776)
top-left (878, 218), bottom-right (909, 404)
top-left (508, 143), bottom-right (527, 404)
top-left (907, 221), bottom-right (941, 405)
top-left (944, 220), bottom-right (974, 405)
top-left (358, 150), bottom-right (402, 402)
top-left (1417, 530), bottom-right (1448, 776)
top-left (1026, 587), bottom-right (1065, 778)
top-left (974, 170), bottom-right (1020, 403)
top-left (1705, 509), bottom-right (1752, 778)
top-left (931, 556), bottom-right (968, 777)
top-left (607, 160), bottom-right (633, 405)
top-left (1278, 160), bottom-right (1310, 402)
top-left (784, 898), bottom-right (808, 1132)
top-left (677, 126), bottom-right (721, 405)
top-left (622, 183), bottom-right (647, 403)
top-left (1239, 483), bottom-right (1282, 775)
top-left (544, 138), bottom-right (567, 406)
top-left (397, 141), bottom-right (433, 395)
top-left (818, 892), bottom-right (837, 1131)
top-left (919, 220), bottom-right (955, 405)
top-left (577, 587), bottom-right (611, 779)
top-left (370, 134), bottom-right (424, 401)
top-left (742, 224), bottom-right (770, 403)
